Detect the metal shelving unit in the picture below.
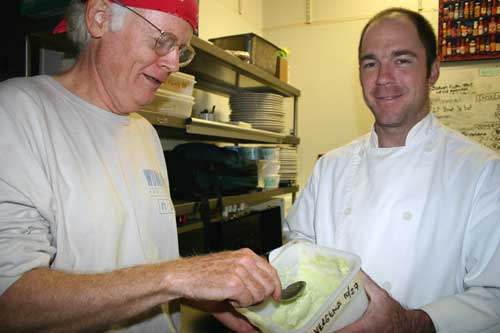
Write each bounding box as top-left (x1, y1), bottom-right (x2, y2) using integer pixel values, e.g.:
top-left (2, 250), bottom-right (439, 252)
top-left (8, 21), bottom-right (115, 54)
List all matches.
top-left (184, 36), bottom-right (300, 138)
top-left (139, 36), bottom-right (301, 143)
top-left (155, 36), bottom-right (302, 215)
top-left (138, 111), bottom-right (299, 144)
top-left (174, 185), bottom-right (299, 217)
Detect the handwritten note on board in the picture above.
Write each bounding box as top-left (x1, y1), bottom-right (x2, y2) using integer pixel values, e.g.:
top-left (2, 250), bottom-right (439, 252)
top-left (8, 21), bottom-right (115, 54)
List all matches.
top-left (430, 65), bottom-right (500, 153)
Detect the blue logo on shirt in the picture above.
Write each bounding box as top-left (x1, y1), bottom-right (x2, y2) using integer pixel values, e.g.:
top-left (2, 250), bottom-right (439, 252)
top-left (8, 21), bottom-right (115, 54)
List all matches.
top-left (143, 169), bottom-right (164, 187)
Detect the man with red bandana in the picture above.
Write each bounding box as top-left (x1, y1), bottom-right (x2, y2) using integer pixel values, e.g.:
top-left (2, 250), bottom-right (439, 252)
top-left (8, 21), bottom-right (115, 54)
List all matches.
top-left (285, 8), bottom-right (500, 333)
top-left (0, 0), bottom-right (281, 332)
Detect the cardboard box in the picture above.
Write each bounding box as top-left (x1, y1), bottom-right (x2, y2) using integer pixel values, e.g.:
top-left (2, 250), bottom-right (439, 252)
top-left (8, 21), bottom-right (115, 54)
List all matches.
top-left (276, 57), bottom-right (288, 83)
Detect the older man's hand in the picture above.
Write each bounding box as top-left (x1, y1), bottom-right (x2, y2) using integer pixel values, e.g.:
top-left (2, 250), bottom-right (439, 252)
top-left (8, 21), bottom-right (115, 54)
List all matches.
top-left (163, 248), bottom-right (282, 308)
top-left (336, 271), bottom-right (435, 333)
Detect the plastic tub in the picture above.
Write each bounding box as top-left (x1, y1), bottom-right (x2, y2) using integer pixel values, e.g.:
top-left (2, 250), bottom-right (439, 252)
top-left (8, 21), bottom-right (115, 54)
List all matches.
top-left (144, 90), bottom-right (195, 118)
top-left (158, 71), bottom-right (196, 96)
top-left (258, 160), bottom-right (281, 176)
top-left (260, 147), bottom-right (280, 160)
top-left (241, 147), bottom-right (260, 160)
top-left (263, 174), bottom-right (280, 189)
top-left (236, 241), bottom-right (368, 333)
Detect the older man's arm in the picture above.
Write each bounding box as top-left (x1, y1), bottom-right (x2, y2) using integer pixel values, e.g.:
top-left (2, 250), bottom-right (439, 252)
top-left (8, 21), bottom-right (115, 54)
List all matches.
top-left (0, 249), bottom-right (282, 333)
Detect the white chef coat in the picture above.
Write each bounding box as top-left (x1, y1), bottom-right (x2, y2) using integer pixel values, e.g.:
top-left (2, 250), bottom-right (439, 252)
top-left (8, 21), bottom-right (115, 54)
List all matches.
top-left (0, 75), bottom-right (180, 332)
top-left (285, 113), bottom-right (500, 332)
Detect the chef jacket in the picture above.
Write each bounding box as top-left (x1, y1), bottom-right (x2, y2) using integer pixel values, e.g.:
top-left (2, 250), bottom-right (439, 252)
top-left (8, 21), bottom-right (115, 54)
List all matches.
top-left (0, 75), bottom-right (180, 332)
top-left (285, 112), bottom-right (500, 332)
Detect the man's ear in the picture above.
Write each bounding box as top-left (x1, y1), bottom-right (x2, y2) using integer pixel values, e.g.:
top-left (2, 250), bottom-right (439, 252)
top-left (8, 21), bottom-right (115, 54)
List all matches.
top-left (428, 58), bottom-right (440, 87)
top-left (86, 0), bottom-right (112, 38)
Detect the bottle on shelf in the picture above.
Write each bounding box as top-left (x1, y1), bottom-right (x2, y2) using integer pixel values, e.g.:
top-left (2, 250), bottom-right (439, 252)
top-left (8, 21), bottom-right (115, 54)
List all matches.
top-left (474, 1), bottom-right (482, 17)
top-left (461, 22), bottom-right (468, 37)
top-left (489, 35), bottom-right (495, 52)
top-left (489, 16), bottom-right (497, 34)
top-left (481, 0), bottom-right (487, 15)
top-left (470, 37), bottom-right (477, 54)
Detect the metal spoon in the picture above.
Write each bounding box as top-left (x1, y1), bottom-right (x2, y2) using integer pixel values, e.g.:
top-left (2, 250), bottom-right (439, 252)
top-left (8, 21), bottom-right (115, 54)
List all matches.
top-left (262, 251), bottom-right (306, 302)
top-left (280, 280), bottom-right (306, 302)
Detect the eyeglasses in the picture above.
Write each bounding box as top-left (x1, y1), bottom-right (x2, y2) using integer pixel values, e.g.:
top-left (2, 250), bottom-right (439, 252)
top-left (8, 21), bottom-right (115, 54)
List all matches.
top-left (113, 0), bottom-right (196, 67)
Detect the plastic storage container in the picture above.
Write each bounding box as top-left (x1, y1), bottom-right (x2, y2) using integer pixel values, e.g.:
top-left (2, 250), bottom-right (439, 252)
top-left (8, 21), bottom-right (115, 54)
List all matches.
top-left (209, 33), bottom-right (281, 75)
top-left (241, 147), bottom-right (260, 160)
top-left (158, 71), bottom-right (196, 96)
top-left (143, 90), bottom-right (195, 118)
top-left (258, 160), bottom-right (281, 175)
top-left (263, 174), bottom-right (280, 189)
top-left (237, 241), bottom-right (368, 333)
top-left (260, 147), bottom-right (280, 160)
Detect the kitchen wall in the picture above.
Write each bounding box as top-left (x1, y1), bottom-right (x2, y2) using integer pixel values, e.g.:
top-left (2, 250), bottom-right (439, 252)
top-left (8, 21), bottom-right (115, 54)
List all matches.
top-left (198, 0), bottom-right (264, 40)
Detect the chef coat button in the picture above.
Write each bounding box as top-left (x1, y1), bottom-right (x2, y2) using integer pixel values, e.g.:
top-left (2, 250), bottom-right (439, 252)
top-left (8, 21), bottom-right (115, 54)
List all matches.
top-left (382, 281), bottom-right (392, 291)
top-left (403, 211), bottom-right (413, 220)
top-left (344, 208), bottom-right (352, 216)
top-left (358, 149), bottom-right (365, 157)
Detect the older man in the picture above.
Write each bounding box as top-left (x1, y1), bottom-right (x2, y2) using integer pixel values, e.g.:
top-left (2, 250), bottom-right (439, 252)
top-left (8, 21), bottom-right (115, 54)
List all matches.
top-left (285, 8), bottom-right (500, 332)
top-left (0, 0), bottom-right (280, 332)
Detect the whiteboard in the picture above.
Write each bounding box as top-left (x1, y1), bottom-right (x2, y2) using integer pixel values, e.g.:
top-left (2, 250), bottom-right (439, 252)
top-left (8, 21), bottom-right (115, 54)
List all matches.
top-left (430, 64), bottom-right (500, 153)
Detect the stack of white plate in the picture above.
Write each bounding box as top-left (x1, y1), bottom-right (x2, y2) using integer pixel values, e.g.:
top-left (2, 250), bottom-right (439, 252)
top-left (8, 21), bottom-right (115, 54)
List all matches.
top-left (279, 147), bottom-right (298, 184)
top-left (229, 92), bottom-right (285, 133)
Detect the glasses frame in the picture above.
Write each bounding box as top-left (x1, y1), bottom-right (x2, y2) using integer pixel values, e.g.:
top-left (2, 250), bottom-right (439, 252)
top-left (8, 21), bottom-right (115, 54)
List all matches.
top-left (112, 0), bottom-right (195, 67)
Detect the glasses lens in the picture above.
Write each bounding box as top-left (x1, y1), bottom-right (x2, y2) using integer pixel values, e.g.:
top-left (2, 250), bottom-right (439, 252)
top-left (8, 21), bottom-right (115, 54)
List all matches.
top-left (155, 34), bottom-right (176, 56)
top-left (179, 45), bottom-right (196, 67)
top-left (154, 32), bottom-right (195, 67)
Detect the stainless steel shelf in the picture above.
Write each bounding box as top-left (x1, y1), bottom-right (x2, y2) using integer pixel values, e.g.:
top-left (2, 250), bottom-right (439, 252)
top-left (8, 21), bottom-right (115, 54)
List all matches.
top-left (185, 118), bottom-right (300, 144)
top-left (174, 185), bottom-right (299, 216)
top-left (139, 111), bottom-right (300, 144)
top-left (183, 36), bottom-right (300, 98)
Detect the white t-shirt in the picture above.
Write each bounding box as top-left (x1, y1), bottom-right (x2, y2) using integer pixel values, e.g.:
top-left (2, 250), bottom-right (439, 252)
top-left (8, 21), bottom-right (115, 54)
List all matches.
top-left (285, 113), bottom-right (500, 332)
top-left (0, 75), bottom-right (179, 332)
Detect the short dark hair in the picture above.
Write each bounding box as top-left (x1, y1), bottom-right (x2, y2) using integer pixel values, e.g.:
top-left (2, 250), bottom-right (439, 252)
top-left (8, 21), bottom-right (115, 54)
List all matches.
top-left (358, 8), bottom-right (437, 77)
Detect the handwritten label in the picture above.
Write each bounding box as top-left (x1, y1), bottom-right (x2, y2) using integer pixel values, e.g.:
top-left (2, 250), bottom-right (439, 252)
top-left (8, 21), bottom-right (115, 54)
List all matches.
top-left (309, 273), bottom-right (363, 333)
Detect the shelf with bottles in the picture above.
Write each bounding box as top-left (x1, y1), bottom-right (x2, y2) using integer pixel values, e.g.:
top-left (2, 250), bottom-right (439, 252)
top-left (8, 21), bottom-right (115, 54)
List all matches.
top-left (438, 0), bottom-right (500, 61)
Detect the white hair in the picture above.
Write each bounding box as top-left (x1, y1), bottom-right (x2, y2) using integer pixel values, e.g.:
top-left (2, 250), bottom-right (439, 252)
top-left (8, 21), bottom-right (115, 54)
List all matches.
top-left (65, 1), bottom-right (129, 51)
